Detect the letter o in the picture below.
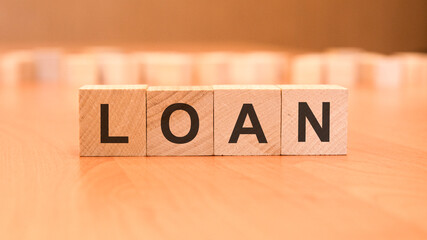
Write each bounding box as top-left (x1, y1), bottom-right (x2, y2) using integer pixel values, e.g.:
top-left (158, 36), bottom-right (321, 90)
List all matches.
top-left (161, 103), bottom-right (199, 144)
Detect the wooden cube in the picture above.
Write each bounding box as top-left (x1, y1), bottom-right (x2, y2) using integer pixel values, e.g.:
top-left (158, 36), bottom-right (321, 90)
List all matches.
top-left (228, 52), bottom-right (285, 84)
top-left (195, 52), bottom-right (231, 85)
top-left (64, 53), bottom-right (98, 86)
top-left (359, 52), bottom-right (383, 88)
top-left (395, 53), bottom-right (426, 87)
top-left (0, 50), bottom-right (35, 85)
top-left (280, 85), bottom-right (348, 155)
top-left (375, 57), bottom-right (402, 89)
top-left (140, 53), bottom-right (193, 85)
top-left (147, 86), bottom-right (213, 156)
top-left (34, 48), bottom-right (63, 83)
top-left (291, 53), bottom-right (325, 84)
top-left (79, 85), bottom-right (147, 156)
top-left (96, 52), bottom-right (133, 84)
top-left (214, 85), bottom-right (281, 155)
top-left (325, 49), bottom-right (361, 88)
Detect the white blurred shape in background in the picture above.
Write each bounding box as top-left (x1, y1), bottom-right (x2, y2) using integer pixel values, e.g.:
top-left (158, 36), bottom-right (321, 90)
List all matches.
top-left (139, 52), bottom-right (193, 85)
top-left (128, 52), bottom-right (146, 85)
top-left (395, 53), bottom-right (427, 88)
top-left (375, 56), bottom-right (402, 89)
top-left (95, 51), bottom-right (134, 85)
top-left (0, 50), bottom-right (34, 85)
top-left (1, 46), bottom-right (426, 89)
top-left (63, 53), bottom-right (98, 86)
top-left (229, 52), bottom-right (286, 84)
top-left (422, 56), bottom-right (427, 87)
top-left (195, 52), bottom-right (231, 85)
top-left (325, 49), bottom-right (361, 87)
top-left (291, 53), bottom-right (324, 84)
top-left (34, 48), bottom-right (63, 83)
top-left (359, 52), bottom-right (383, 88)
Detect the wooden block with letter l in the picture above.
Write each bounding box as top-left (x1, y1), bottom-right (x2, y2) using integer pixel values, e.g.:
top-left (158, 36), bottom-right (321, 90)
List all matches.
top-left (147, 86), bottom-right (213, 156)
top-left (280, 85), bottom-right (348, 155)
top-left (213, 85), bottom-right (281, 155)
top-left (79, 85), bottom-right (147, 156)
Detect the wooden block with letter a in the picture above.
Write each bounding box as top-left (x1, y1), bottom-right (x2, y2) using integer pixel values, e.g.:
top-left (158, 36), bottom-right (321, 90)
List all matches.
top-left (213, 85), bottom-right (281, 155)
top-left (280, 85), bottom-right (348, 155)
top-left (79, 85), bottom-right (147, 156)
top-left (147, 86), bottom-right (213, 156)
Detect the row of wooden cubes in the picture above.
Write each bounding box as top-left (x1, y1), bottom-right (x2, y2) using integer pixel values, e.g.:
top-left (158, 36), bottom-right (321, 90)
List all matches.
top-left (2, 48), bottom-right (427, 88)
top-left (291, 50), bottom-right (427, 88)
top-left (0, 49), bottom-right (288, 85)
top-left (80, 85), bottom-right (348, 156)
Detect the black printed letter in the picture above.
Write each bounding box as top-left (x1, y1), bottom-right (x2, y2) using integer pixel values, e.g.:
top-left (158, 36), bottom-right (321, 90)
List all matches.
top-left (161, 103), bottom-right (199, 144)
top-left (229, 104), bottom-right (267, 143)
top-left (100, 104), bottom-right (129, 143)
top-left (298, 102), bottom-right (330, 142)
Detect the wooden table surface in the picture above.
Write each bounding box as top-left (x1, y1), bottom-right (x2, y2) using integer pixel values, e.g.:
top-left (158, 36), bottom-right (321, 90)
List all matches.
top-left (0, 83), bottom-right (426, 240)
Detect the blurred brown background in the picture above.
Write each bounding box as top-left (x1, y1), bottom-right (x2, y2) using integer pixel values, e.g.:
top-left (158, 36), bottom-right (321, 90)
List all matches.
top-left (1, 0), bottom-right (426, 53)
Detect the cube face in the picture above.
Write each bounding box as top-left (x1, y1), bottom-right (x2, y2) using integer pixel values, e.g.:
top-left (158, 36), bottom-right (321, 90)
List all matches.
top-left (147, 86), bottom-right (213, 156)
top-left (79, 85), bottom-right (147, 156)
top-left (214, 85), bottom-right (281, 155)
top-left (280, 85), bottom-right (348, 155)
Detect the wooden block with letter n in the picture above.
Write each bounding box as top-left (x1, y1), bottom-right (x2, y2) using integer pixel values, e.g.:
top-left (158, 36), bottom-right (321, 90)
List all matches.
top-left (280, 85), bottom-right (348, 155)
top-left (147, 86), bottom-right (213, 156)
top-left (79, 85), bottom-right (147, 156)
top-left (214, 85), bottom-right (281, 155)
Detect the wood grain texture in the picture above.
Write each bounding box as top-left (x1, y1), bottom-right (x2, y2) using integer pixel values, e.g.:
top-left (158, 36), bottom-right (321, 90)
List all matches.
top-left (147, 86), bottom-right (213, 156)
top-left (214, 85), bottom-right (281, 155)
top-left (1, 83), bottom-right (427, 240)
top-left (280, 85), bottom-right (347, 155)
top-left (79, 85), bottom-right (147, 156)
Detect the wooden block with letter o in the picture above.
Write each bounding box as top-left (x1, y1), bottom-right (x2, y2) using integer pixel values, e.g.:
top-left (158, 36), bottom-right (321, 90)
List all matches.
top-left (147, 86), bottom-right (213, 156)
top-left (213, 85), bottom-right (281, 155)
top-left (280, 85), bottom-right (348, 155)
top-left (79, 85), bottom-right (147, 156)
